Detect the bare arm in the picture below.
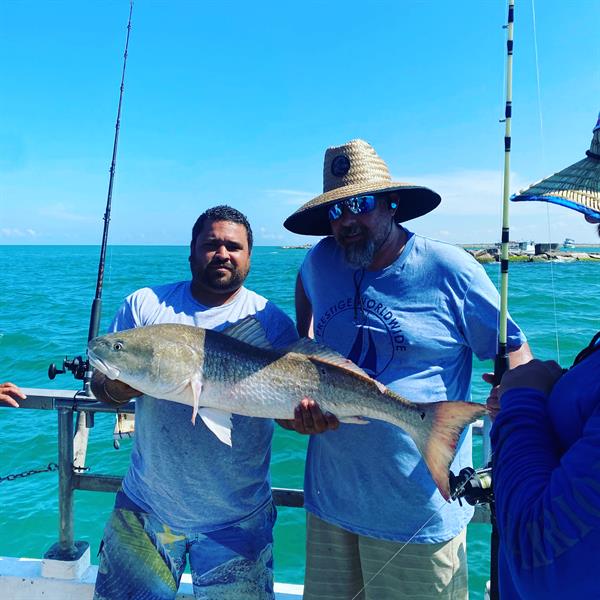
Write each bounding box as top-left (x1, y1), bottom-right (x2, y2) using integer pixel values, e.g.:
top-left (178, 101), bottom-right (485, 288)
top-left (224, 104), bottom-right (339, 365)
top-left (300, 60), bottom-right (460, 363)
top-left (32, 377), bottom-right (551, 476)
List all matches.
top-left (90, 370), bottom-right (142, 406)
top-left (509, 341), bottom-right (534, 368)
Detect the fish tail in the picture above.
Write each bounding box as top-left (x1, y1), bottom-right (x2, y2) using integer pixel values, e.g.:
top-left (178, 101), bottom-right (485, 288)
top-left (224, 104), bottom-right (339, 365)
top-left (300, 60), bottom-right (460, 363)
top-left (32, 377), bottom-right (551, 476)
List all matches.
top-left (411, 401), bottom-right (488, 501)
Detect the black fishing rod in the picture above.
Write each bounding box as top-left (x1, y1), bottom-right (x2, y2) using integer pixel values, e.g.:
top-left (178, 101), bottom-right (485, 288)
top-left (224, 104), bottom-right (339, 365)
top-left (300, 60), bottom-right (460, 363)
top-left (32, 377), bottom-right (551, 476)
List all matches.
top-left (48, 1), bottom-right (134, 392)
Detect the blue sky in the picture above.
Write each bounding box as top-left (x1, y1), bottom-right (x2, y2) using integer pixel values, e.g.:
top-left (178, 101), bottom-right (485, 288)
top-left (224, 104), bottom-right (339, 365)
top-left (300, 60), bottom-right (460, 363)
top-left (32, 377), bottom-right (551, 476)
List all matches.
top-left (1, 0), bottom-right (599, 246)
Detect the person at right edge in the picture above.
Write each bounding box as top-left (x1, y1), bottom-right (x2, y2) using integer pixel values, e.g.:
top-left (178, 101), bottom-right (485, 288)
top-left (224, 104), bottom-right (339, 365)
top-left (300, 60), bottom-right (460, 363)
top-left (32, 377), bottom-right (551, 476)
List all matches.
top-left (491, 112), bottom-right (600, 599)
top-left (281, 139), bottom-right (532, 599)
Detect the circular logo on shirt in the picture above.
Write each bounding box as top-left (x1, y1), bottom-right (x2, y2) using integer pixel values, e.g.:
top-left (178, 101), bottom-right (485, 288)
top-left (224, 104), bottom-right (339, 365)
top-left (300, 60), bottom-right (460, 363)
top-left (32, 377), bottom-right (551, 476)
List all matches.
top-left (316, 301), bottom-right (407, 378)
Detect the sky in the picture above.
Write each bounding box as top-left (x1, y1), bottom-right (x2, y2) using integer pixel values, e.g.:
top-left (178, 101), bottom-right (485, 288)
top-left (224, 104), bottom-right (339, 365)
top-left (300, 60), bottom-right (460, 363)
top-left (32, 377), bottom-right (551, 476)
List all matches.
top-left (1, 0), bottom-right (599, 246)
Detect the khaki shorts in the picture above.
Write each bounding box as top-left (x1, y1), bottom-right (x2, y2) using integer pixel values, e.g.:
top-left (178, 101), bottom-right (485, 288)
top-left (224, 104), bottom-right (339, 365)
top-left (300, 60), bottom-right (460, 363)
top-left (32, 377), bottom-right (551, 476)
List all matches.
top-left (303, 513), bottom-right (468, 600)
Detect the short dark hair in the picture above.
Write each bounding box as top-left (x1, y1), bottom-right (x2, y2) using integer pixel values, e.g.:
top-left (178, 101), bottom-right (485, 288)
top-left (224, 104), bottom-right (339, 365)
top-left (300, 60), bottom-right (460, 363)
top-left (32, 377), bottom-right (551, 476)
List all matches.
top-left (191, 205), bottom-right (253, 250)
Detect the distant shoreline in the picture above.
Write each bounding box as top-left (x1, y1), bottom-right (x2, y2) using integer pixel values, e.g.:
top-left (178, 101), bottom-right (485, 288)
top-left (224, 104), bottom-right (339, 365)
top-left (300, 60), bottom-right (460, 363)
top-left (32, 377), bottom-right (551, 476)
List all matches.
top-left (459, 243), bottom-right (600, 249)
top-left (2, 242), bottom-right (600, 249)
top-left (464, 247), bottom-right (600, 263)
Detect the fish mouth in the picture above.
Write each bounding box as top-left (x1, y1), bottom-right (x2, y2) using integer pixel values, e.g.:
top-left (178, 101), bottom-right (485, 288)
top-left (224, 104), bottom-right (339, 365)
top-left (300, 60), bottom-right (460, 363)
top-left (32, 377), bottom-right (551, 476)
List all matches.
top-left (88, 350), bottom-right (121, 381)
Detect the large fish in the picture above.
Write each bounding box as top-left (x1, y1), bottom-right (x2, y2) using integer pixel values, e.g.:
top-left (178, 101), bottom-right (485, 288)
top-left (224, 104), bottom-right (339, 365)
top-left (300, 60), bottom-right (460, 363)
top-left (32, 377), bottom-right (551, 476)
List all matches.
top-left (88, 317), bottom-right (487, 499)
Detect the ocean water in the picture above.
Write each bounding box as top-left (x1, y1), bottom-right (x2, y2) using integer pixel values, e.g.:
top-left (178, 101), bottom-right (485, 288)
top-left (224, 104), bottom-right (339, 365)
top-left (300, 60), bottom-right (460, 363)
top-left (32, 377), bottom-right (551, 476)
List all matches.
top-left (1, 244), bottom-right (600, 598)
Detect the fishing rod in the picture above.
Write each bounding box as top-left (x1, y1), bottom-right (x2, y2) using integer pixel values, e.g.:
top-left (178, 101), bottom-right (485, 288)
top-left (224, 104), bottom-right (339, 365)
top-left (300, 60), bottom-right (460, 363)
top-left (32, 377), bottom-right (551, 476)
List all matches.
top-left (450, 2), bottom-right (515, 598)
top-left (48, 1), bottom-right (134, 393)
top-left (489, 3), bottom-right (515, 598)
top-left (495, 0), bottom-right (514, 394)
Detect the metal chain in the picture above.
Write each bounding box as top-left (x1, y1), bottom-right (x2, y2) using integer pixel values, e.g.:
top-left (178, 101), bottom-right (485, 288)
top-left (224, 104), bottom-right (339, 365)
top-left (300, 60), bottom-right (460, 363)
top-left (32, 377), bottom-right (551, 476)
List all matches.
top-left (0, 462), bottom-right (59, 483)
top-left (0, 462), bottom-right (90, 483)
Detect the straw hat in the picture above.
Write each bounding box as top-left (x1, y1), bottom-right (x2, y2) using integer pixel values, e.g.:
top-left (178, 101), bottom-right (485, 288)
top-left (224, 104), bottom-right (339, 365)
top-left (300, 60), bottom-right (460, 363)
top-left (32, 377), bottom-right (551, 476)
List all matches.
top-left (283, 139), bottom-right (441, 235)
top-left (511, 113), bottom-right (600, 219)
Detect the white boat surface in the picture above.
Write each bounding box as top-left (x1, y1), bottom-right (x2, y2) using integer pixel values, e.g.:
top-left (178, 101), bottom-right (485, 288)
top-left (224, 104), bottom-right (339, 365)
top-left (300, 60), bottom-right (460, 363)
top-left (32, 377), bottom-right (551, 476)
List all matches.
top-left (0, 555), bottom-right (303, 600)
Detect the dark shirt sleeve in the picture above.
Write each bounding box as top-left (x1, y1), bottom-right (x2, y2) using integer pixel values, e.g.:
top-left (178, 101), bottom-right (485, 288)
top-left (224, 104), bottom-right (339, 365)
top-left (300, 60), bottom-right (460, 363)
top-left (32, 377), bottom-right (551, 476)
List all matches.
top-left (491, 388), bottom-right (600, 598)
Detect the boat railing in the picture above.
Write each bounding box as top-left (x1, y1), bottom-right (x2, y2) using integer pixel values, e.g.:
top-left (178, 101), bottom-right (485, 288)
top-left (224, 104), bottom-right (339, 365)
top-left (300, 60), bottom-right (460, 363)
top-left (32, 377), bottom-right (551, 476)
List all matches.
top-left (11, 387), bottom-right (490, 568)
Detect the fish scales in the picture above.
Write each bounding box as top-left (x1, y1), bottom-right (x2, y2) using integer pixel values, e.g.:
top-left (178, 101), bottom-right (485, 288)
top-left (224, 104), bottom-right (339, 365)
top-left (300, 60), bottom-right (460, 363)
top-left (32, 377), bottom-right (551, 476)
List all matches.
top-left (88, 318), bottom-right (487, 499)
top-left (201, 330), bottom-right (317, 419)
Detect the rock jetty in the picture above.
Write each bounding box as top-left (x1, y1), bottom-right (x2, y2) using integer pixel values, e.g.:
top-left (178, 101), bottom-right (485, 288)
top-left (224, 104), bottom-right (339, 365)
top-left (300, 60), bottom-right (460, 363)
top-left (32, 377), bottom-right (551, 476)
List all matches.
top-left (465, 247), bottom-right (600, 263)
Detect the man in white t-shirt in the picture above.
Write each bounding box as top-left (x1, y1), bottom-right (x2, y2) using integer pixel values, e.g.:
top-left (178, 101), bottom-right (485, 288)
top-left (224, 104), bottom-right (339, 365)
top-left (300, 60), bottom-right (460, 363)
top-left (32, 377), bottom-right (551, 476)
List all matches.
top-left (92, 205), bottom-right (298, 600)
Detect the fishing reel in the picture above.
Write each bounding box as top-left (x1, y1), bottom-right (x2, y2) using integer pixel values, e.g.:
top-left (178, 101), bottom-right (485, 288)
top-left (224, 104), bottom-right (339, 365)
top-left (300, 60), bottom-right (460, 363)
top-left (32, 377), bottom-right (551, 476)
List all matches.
top-left (48, 355), bottom-right (90, 382)
top-left (449, 466), bottom-right (493, 506)
top-left (48, 356), bottom-right (96, 428)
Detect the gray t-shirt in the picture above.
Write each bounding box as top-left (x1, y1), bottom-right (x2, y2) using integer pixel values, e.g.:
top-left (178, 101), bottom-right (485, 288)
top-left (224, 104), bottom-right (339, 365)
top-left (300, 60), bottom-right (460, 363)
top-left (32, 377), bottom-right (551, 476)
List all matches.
top-left (111, 280), bottom-right (298, 532)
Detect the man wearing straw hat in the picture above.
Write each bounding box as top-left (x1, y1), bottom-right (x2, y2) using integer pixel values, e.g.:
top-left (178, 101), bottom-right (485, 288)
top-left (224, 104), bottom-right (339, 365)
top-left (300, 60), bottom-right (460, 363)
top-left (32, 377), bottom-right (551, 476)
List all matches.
top-left (492, 113), bottom-right (600, 599)
top-left (281, 139), bottom-right (532, 599)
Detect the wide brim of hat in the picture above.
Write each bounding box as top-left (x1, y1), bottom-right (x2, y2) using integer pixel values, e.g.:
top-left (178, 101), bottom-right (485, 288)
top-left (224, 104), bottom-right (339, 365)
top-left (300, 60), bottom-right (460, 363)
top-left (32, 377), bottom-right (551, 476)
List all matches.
top-left (284, 181), bottom-right (441, 236)
top-left (511, 155), bottom-right (600, 220)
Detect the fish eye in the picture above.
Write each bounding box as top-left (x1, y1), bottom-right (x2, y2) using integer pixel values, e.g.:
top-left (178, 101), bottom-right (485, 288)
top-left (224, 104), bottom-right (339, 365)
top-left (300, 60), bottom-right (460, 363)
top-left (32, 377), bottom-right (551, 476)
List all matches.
top-left (113, 342), bottom-right (124, 351)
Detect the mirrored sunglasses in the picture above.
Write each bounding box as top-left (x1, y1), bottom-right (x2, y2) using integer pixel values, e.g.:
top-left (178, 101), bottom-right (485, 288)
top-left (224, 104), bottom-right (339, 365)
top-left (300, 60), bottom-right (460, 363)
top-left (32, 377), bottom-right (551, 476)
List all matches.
top-left (328, 195), bottom-right (377, 222)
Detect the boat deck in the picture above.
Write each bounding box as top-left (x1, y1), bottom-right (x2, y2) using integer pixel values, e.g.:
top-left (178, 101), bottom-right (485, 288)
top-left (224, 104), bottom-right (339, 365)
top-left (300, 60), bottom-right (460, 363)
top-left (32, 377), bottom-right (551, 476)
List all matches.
top-left (0, 556), bottom-right (303, 599)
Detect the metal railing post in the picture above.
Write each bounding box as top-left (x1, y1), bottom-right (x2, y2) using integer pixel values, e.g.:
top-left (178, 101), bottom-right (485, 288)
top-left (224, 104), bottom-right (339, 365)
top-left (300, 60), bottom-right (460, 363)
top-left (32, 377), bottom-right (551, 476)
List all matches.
top-left (58, 407), bottom-right (76, 555)
top-left (43, 404), bottom-right (89, 564)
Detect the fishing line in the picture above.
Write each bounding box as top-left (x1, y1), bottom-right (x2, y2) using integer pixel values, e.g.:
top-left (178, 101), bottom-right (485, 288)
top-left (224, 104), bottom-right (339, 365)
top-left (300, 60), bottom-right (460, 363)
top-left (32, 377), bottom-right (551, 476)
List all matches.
top-left (531, 0), bottom-right (545, 168)
top-left (107, 246), bottom-right (114, 286)
top-left (349, 501), bottom-right (445, 600)
top-left (350, 469), bottom-right (480, 600)
top-left (543, 207), bottom-right (561, 363)
top-left (531, 0), bottom-right (561, 363)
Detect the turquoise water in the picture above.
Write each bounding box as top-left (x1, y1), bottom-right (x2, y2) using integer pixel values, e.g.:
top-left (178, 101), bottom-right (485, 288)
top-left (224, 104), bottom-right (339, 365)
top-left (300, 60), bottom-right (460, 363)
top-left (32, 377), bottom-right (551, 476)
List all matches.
top-left (1, 245), bottom-right (600, 598)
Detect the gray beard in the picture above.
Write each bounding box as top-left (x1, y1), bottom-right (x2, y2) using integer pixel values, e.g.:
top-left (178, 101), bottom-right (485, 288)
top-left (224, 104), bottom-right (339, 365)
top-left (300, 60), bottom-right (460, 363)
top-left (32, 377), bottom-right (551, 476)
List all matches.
top-left (344, 237), bottom-right (376, 269)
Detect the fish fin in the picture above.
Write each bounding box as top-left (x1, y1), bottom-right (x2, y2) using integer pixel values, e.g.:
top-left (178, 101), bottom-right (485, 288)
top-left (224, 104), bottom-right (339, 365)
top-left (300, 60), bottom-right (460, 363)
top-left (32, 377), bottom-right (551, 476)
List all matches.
top-left (409, 400), bottom-right (488, 501)
top-left (190, 376), bottom-right (203, 425)
top-left (286, 339), bottom-right (371, 379)
top-left (221, 316), bottom-right (273, 349)
top-left (199, 408), bottom-right (233, 446)
top-left (338, 416), bottom-right (370, 425)
top-left (374, 380), bottom-right (387, 394)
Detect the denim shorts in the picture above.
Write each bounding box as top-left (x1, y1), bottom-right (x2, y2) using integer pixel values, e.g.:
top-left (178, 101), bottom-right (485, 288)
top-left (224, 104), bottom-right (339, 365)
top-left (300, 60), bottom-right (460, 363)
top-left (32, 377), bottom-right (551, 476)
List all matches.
top-left (93, 491), bottom-right (277, 600)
